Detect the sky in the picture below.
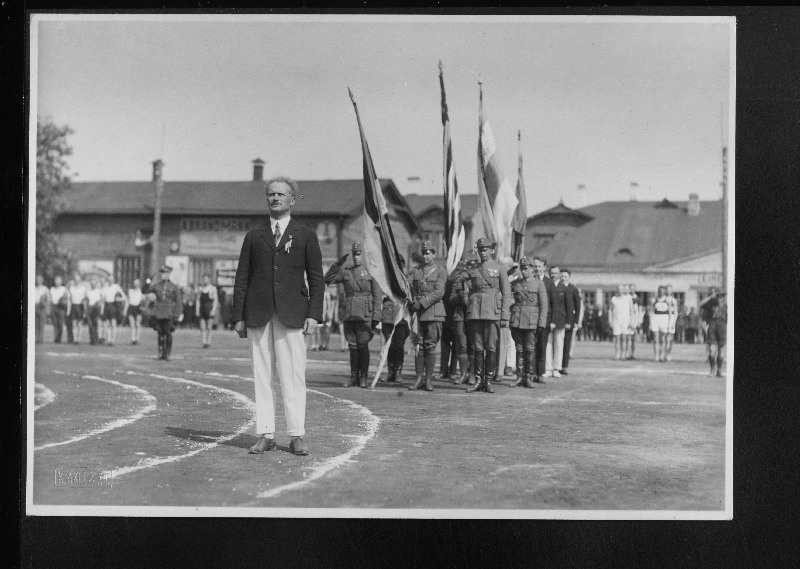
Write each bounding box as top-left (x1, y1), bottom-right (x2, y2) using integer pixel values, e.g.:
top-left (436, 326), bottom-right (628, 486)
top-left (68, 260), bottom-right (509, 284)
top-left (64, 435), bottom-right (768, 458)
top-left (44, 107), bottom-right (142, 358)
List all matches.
top-left (33, 15), bottom-right (734, 214)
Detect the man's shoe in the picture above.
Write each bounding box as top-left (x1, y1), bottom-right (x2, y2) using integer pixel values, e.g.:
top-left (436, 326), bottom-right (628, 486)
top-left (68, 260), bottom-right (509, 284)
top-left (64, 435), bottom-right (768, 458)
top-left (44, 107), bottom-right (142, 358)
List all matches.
top-left (249, 435), bottom-right (277, 454)
top-left (560, 369), bottom-right (569, 376)
top-left (552, 370), bottom-right (561, 378)
top-left (543, 371), bottom-right (553, 378)
top-left (289, 436), bottom-right (309, 456)
top-left (533, 375), bottom-right (546, 384)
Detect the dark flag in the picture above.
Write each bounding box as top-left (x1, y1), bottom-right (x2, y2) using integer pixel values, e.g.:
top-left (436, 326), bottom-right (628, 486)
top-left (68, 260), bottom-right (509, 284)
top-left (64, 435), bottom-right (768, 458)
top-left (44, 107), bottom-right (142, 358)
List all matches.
top-left (511, 130), bottom-right (528, 261)
top-left (439, 61), bottom-right (465, 274)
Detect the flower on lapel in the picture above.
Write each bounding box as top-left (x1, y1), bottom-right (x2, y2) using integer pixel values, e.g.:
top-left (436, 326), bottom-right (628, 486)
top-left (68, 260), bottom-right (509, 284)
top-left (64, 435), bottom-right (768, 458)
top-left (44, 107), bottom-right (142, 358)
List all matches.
top-left (284, 235), bottom-right (293, 254)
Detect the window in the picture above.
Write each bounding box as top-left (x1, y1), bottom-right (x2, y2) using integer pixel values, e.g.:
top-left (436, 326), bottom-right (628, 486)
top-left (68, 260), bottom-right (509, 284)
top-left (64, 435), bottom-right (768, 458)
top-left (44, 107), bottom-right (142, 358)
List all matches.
top-left (188, 258), bottom-right (215, 286)
top-left (531, 233), bottom-right (555, 250)
top-left (614, 247), bottom-right (634, 258)
top-left (115, 255), bottom-right (142, 290)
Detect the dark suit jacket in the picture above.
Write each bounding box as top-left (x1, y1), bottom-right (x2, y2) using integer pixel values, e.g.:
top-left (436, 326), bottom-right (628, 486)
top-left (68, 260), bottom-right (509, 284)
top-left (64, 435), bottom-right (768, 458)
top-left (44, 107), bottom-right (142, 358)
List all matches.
top-left (541, 275), bottom-right (557, 328)
top-left (232, 218), bottom-right (324, 329)
top-left (549, 280), bottom-right (569, 328)
top-left (565, 282), bottom-right (581, 327)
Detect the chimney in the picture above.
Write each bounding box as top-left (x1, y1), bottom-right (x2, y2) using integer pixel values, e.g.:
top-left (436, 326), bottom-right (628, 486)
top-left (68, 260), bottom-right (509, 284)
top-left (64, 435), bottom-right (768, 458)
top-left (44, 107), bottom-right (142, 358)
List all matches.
top-left (152, 159), bottom-right (164, 182)
top-left (252, 158), bottom-right (265, 182)
top-left (688, 193), bottom-right (700, 216)
top-left (629, 182), bottom-right (639, 202)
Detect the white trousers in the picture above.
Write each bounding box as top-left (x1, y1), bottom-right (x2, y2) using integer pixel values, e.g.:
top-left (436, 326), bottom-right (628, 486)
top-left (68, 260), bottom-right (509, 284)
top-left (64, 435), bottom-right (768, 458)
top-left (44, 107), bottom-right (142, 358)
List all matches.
top-left (250, 319), bottom-right (307, 437)
top-left (546, 327), bottom-right (566, 372)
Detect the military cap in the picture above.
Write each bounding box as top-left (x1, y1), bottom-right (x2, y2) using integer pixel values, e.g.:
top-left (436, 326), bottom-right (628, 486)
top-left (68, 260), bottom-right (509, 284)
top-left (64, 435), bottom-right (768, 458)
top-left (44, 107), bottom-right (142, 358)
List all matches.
top-left (420, 240), bottom-right (435, 253)
top-left (475, 237), bottom-right (493, 249)
top-left (519, 256), bottom-right (534, 267)
top-left (351, 242), bottom-right (363, 253)
top-left (160, 265), bottom-right (173, 273)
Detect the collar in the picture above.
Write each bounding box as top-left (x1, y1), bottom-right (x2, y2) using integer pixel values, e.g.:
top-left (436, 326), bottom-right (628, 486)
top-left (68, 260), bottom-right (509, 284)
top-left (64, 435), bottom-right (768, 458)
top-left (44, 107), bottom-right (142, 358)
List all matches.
top-left (269, 216), bottom-right (291, 235)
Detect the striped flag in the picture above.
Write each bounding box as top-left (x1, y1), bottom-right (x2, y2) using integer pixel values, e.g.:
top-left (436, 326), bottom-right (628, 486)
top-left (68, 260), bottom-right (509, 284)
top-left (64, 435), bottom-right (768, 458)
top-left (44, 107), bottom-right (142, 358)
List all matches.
top-left (477, 81), bottom-right (518, 258)
top-left (439, 61), bottom-right (465, 274)
top-left (511, 130), bottom-right (527, 261)
top-left (348, 88), bottom-right (412, 387)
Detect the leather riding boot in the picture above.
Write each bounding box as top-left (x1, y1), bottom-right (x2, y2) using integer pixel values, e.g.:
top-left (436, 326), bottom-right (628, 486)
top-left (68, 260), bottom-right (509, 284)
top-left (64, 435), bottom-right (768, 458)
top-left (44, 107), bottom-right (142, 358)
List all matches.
top-left (455, 354), bottom-right (471, 384)
top-left (157, 333), bottom-right (164, 359)
top-left (483, 352), bottom-right (496, 393)
top-left (358, 346), bottom-right (370, 388)
top-left (524, 352), bottom-right (537, 388)
top-left (424, 352), bottom-right (436, 391)
top-left (385, 362), bottom-right (396, 383)
top-left (466, 352), bottom-right (485, 393)
top-left (344, 349), bottom-right (359, 387)
top-left (512, 350), bottom-right (525, 387)
top-left (395, 364), bottom-right (404, 384)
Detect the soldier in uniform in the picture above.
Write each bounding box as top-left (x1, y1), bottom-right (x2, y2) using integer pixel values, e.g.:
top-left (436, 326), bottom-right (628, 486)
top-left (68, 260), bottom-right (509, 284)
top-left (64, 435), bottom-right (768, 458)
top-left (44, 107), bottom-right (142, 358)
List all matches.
top-left (324, 242), bottom-right (382, 388)
top-left (453, 237), bottom-right (512, 393)
top-left (448, 251), bottom-right (479, 384)
top-left (509, 257), bottom-right (549, 388)
top-left (699, 287), bottom-right (727, 377)
top-left (380, 255), bottom-right (409, 383)
top-left (407, 241), bottom-right (447, 391)
top-left (149, 265), bottom-right (184, 361)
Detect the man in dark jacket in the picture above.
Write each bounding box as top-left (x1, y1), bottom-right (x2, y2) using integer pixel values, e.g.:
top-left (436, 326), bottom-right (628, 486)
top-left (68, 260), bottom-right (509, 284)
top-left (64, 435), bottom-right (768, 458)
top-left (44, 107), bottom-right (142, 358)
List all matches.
top-left (151, 265), bottom-right (183, 361)
top-left (559, 269), bottom-right (581, 375)
top-left (532, 257), bottom-right (555, 382)
top-left (233, 176), bottom-right (324, 456)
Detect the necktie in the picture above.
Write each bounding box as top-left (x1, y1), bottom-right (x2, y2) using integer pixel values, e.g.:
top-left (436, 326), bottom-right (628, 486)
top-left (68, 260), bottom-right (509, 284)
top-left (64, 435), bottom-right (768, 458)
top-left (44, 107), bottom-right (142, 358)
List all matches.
top-left (274, 223), bottom-right (281, 245)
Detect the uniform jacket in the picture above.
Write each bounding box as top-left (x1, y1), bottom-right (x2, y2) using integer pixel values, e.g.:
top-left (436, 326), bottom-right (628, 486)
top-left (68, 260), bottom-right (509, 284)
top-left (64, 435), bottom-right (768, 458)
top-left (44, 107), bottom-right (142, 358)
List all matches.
top-left (453, 259), bottom-right (512, 322)
top-left (232, 219), bottom-right (325, 329)
top-left (565, 282), bottom-right (581, 327)
top-left (409, 262), bottom-right (447, 322)
top-left (152, 279), bottom-right (183, 320)
top-left (509, 276), bottom-right (548, 330)
top-left (325, 263), bottom-right (382, 323)
top-left (446, 265), bottom-right (470, 322)
top-left (381, 296), bottom-right (405, 325)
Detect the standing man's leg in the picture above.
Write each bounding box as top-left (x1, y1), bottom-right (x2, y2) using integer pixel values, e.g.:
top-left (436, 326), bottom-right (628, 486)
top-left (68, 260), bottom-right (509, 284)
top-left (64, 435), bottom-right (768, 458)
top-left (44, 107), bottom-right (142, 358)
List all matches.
top-left (483, 322), bottom-right (498, 393)
top-left (343, 322), bottom-right (359, 387)
top-left (357, 323), bottom-right (372, 388)
top-left (52, 307), bottom-right (64, 343)
top-left (545, 328), bottom-right (554, 377)
top-left (270, 318), bottom-right (308, 444)
top-left (422, 321), bottom-right (442, 391)
top-left (453, 319), bottom-right (470, 384)
top-left (535, 327), bottom-right (549, 381)
top-left (511, 328), bottom-right (525, 387)
top-left (562, 327), bottom-right (574, 373)
top-left (466, 321), bottom-right (485, 393)
top-left (439, 325), bottom-right (453, 379)
top-left (552, 327), bottom-right (565, 377)
top-left (248, 323), bottom-right (278, 453)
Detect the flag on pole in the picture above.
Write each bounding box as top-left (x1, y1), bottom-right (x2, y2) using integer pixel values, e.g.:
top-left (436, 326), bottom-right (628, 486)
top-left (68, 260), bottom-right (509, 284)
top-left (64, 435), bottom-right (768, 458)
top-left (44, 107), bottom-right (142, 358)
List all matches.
top-left (511, 130), bottom-right (527, 262)
top-left (348, 88), bottom-right (412, 387)
top-left (477, 81), bottom-right (518, 258)
top-left (439, 61), bottom-right (465, 274)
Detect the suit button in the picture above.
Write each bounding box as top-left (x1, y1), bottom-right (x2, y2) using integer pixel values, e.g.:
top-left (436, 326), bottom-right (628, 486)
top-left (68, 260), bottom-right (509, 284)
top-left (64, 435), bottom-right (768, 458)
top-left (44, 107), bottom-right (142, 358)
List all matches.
top-left (274, 265), bottom-right (278, 270)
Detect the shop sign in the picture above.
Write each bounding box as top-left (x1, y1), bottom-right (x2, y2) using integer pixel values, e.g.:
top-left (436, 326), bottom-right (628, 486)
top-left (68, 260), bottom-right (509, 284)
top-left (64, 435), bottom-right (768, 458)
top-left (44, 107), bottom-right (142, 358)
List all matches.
top-left (696, 273), bottom-right (722, 287)
top-left (180, 218), bottom-right (251, 256)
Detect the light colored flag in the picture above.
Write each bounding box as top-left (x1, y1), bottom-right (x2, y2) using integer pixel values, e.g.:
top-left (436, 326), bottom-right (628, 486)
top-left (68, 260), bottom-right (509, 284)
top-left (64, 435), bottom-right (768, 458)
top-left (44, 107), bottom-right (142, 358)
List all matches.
top-left (439, 61), bottom-right (465, 274)
top-left (348, 88), bottom-right (412, 387)
top-left (511, 130), bottom-right (528, 262)
top-left (477, 81), bottom-right (518, 258)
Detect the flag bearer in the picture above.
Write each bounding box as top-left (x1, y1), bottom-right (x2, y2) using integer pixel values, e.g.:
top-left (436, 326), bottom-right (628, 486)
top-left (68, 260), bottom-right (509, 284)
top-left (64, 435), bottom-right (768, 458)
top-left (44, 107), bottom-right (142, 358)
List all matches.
top-left (509, 257), bottom-right (548, 388)
top-left (454, 237), bottom-right (512, 393)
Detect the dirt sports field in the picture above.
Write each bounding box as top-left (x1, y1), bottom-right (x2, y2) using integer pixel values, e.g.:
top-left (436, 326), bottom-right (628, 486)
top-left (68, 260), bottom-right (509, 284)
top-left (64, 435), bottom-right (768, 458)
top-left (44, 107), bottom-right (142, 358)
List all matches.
top-left (29, 327), bottom-right (727, 512)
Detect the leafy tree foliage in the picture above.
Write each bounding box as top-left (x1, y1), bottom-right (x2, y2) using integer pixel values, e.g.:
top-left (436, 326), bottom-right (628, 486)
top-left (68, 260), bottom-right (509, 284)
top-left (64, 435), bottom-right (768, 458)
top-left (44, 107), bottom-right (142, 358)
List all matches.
top-left (36, 117), bottom-right (74, 282)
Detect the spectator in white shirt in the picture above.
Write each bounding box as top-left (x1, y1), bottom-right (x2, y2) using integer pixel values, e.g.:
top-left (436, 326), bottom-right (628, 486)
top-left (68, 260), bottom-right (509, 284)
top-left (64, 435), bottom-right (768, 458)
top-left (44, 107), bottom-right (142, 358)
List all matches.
top-left (85, 276), bottom-right (103, 345)
top-left (49, 275), bottom-right (73, 344)
top-left (127, 278), bottom-right (144, 345)
top-left (68, 276), bottom-right (87, 343)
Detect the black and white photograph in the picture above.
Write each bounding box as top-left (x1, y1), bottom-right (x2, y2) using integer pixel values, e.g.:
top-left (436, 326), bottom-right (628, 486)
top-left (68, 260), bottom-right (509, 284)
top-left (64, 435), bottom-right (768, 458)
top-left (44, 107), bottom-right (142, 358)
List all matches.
top-left (26, 13), bottom-right (734, 518)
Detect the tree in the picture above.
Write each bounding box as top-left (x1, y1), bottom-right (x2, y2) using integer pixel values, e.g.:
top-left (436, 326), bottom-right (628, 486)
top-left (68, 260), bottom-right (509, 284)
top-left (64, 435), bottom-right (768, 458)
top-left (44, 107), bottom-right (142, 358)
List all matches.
top-left (36, 117), bottom-right (75, 282)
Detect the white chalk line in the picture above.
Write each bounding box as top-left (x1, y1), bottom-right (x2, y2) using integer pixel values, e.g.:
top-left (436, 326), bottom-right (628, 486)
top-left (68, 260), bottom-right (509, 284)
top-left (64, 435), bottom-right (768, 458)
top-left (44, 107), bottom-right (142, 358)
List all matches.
top-left (254, 388), bottom-right (380, 500)
top-left (34, 383), bottom-right (57, 411)
top-left (34, 372), bottom-right (157, 451)
top-left (109, 371), bottom-right (255, 478)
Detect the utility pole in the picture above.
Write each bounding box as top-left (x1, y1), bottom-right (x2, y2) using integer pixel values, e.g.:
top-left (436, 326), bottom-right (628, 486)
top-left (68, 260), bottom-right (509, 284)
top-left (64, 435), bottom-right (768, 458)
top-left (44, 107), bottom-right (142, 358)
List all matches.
top-left (150, 159), bottom-right (165, 278)
top-left (721, 146), bottom-right (728, 292)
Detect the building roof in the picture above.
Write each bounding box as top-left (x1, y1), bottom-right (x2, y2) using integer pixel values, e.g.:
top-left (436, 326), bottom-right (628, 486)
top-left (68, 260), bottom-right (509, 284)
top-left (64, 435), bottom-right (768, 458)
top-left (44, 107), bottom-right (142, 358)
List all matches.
top-left (527, 201), bottom-right (594, 225)
top-left (404, 193), bottom-right (482, 221)
top-left (63, 178), bottom-right (420, 230)
top-left (534, 199), bottom-right (723, 270)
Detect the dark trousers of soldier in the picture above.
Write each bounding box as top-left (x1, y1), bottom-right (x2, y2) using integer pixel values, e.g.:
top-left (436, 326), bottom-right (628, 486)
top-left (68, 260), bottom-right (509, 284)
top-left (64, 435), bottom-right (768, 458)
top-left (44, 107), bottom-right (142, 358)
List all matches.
top-left (344, 321), bottom-right (373, 387)
top-left (52, 306), bottom-right (73, 343)
top-left (439, 325), bottom-right (456, 378)
top-left (511, 327), bottom-right (537, 386)
top-left (535, 326), bottom-right (549, 376)
top-left (446, 320), bottom-right (470, 383)
top-left (562, 328), bottom-right (574, 369)
top-left (381, 320), bottom-right (409, 381)
top-left (87, 305), bottom-right (102, 345)
top-left (706, 319), bottom-right (726, 375)
top-left (411, 321), bottom-right (442, 391)
top-left (153, 318), bottom-right (176, 360)
top-left (466, 320), bottom-right (499, 392)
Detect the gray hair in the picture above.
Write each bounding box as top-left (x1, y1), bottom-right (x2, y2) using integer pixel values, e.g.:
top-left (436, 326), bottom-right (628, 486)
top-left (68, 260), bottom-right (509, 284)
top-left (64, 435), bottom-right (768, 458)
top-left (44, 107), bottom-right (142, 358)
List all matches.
top-left (265, 176), bottom-right (299, 198)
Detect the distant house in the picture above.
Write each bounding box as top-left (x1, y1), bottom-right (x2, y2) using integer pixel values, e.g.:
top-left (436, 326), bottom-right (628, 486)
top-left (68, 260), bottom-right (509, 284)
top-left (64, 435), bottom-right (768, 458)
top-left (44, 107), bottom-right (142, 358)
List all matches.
top-left (402, 193), bottom-right (483, 263)
top-left (54, 160), bottom-right (420, 290)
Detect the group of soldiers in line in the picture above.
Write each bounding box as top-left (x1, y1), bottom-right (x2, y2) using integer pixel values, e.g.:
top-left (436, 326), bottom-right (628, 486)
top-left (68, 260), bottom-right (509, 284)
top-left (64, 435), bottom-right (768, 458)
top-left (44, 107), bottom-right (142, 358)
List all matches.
top-left (323, 237), bottom-right (578, 393)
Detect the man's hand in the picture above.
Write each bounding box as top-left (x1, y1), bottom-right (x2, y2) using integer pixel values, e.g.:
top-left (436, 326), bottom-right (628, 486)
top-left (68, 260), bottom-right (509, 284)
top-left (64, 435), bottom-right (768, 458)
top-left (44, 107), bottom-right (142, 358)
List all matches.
top-left (412, 301), bottom-right (423, 313)
top-left (178, 314), bottom-right (184, 323)
top-left (371, 320), bottom-right (380, 331)
top-left (234, 320), bottom-right (247, 338)
top-left (500, 320), bottom-right (509, 328)
top-left (550, 323), bottom-right (556, 330)
top-left (303, 318), bottom-right (319, 335)
top-left (565, 323), bottom-right (571, 330)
